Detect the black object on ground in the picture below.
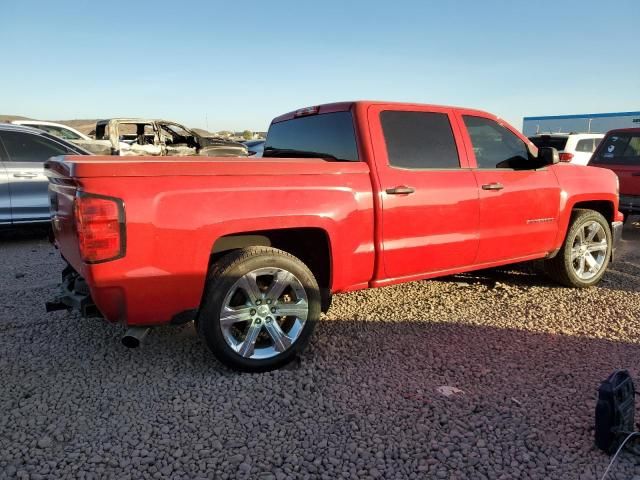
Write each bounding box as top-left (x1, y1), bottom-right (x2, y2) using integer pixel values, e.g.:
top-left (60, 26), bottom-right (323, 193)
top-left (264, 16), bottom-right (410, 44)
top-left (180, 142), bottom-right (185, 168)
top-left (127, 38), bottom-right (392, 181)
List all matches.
top-left (595, 369), bottom-right (636, 453)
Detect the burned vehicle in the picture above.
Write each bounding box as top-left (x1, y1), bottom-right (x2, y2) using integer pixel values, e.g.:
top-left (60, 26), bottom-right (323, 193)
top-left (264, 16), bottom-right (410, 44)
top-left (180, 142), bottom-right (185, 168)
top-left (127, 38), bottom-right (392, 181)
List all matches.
top-left (94, 119), bottom-right (248, 157)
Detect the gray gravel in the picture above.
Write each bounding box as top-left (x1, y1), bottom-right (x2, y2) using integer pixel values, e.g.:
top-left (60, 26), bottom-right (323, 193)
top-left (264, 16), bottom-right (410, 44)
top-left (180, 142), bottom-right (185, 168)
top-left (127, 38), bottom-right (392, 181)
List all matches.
top-left (1, 219), bottom-right (640, 480)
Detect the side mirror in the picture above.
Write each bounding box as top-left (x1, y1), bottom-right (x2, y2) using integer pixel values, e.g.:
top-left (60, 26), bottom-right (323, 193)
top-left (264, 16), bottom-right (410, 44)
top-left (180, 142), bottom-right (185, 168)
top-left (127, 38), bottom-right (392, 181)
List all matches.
top-left (538, 147), bottom-right (560, 166)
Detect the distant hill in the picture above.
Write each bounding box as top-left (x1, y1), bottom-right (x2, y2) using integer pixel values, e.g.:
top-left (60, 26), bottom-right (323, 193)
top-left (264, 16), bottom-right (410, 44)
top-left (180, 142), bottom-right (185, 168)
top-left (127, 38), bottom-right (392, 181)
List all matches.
top-left (0, 115), bottom-right (101, 135)
top-left (0, 115), bottom-right (31, 123)
top-left (52, 119), bottom-right (100, 134)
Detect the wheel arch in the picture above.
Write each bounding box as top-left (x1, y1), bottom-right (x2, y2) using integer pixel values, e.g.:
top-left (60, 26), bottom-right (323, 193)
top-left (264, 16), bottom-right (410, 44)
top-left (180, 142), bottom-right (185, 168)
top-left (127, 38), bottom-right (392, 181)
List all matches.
top-left (570, 200), bottom-right (615, 223)
top-left (552, 198), bottom-right (616, 254)
top-left (209, 227), bottom-right (333, 311)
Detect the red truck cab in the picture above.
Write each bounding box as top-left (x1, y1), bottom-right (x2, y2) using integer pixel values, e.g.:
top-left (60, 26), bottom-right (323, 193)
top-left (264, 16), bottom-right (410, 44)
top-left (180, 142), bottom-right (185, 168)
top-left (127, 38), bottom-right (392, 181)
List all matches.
top-left (46, 101), bottom-right (624, 371)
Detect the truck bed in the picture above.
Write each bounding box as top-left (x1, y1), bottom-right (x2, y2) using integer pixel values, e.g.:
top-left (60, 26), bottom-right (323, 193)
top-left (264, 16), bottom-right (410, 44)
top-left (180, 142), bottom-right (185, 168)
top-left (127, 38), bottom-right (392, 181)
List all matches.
top-left (45, 155), bottom-right (375, 326)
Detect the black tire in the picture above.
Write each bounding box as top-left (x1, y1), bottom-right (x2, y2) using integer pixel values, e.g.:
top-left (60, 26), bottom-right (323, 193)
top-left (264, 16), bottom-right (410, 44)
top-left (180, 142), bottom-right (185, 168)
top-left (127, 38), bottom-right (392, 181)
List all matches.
top-left (197, 247), bottom-right (320, 372)
top-left (544, 209), bottom-right (612, 288)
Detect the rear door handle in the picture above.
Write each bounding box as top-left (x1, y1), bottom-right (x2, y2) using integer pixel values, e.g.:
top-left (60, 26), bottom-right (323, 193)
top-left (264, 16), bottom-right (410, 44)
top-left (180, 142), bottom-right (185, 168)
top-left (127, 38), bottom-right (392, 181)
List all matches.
top-left (481, 182), bottom-right (504, 191)
top-left (13, 173), bottom-right (38, 178)
top-left (632, 172), bottom-right (640, 177)
top-left (386, 186), bottom-right (415, 195)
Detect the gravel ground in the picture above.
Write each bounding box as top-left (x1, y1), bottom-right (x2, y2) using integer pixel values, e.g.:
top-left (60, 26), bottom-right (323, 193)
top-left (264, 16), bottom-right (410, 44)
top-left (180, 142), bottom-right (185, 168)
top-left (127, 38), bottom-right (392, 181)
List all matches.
top-left (1, 219), bottom-right (640, 480)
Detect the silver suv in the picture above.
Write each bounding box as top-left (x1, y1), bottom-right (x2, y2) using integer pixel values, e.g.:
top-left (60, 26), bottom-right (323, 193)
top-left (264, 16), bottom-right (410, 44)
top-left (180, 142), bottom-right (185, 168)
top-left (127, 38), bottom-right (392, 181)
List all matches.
top-left (0, 124), bottom-right (89, 225)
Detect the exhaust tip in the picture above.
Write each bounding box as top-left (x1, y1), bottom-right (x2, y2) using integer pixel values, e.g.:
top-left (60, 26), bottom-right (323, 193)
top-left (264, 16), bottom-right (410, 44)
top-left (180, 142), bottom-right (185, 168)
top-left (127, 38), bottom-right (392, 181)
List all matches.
top-left (121, 335), bottom-right (140, 348)
top-left (121, 327), bottom-right (150, 348)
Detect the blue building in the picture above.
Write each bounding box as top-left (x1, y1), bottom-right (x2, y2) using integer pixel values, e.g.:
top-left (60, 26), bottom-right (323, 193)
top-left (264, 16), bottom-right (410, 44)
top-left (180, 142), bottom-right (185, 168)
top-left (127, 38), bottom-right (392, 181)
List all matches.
top-left (522, 111), bottom-right (640, 136)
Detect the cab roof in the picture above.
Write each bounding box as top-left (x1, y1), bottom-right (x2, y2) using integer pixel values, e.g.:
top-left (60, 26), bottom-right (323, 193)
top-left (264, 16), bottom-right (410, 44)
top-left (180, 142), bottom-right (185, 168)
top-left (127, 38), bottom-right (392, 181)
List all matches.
top-left (270, 101), bottom-right (495, 124)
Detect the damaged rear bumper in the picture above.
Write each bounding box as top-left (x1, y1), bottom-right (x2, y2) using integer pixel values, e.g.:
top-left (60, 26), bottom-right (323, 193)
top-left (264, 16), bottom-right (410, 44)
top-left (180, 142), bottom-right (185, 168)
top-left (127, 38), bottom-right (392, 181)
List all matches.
top-left (45, 265), bottom-right (102, 318)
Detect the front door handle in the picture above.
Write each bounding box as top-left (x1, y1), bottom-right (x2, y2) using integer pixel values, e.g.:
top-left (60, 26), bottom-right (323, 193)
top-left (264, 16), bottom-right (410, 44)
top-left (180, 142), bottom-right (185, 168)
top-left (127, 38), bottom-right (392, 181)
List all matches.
top-left (632, 172), bottom-right (640, 177)
top-left (481, 182), bottom-right (504, 191)
top-left (386, 186), bottom-right (415, 195)
top-left (13, 173), bottom-right (38, 178)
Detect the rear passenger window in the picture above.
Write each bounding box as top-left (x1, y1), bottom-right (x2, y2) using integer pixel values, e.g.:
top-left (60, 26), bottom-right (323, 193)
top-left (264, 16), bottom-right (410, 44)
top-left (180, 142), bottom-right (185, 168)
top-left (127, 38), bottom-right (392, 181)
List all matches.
top-left (575, 139), bottom-right (594, 152)
top-left (264, 112), bottom-right (359, 162)
top-left (380, 111), bottom-right (460, 169)
top-left (0, 131), bottom-right (68, 162)
top-left (463, 116), bottom-right (529, 169)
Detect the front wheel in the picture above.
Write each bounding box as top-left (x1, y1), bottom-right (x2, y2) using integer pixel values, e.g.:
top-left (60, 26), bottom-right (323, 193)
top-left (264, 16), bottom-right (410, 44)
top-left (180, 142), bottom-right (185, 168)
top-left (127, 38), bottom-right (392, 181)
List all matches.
top-left (544, 209), bottom-right (612, 288)
top-left (198, 247), bottom-right (320, 372)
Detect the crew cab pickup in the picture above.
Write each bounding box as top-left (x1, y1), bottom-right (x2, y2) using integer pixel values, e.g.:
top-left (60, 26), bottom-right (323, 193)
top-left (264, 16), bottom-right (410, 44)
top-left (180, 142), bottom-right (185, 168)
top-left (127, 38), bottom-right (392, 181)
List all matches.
top-left (46, 101), bottom-right (624, 371)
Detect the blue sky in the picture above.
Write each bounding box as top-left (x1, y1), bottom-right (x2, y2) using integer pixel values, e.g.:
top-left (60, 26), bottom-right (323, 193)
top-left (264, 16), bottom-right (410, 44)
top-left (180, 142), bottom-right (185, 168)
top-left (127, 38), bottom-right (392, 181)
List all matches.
top-left (2, 0), bottom-right (638, 132)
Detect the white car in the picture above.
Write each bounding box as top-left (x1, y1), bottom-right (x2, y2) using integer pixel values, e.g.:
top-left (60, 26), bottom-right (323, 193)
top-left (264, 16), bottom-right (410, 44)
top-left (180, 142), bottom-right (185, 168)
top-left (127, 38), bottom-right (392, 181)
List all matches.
top-left (11, 120), bottom-right (112, 155)
top-left (11, 120), bottom-right (91, 141)
top-left (528, 133), bottom-right (604, 166)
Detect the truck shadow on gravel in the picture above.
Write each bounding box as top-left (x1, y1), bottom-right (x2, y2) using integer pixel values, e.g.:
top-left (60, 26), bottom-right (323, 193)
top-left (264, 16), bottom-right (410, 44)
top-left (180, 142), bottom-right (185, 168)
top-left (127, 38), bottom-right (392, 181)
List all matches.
top-left (442, 219), bottom-right (640, 294)
top-left (442, 263), bottom-right (554, 289)
top-left (442, 263), bottom-right (640, 294)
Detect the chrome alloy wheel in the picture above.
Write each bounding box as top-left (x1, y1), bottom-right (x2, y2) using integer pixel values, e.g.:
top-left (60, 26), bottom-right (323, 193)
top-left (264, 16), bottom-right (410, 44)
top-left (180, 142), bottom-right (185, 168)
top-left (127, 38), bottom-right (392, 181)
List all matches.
top-left (570, 221), bottom-right (608, 281)
top-left (219, 267), bottom-right (309, 360)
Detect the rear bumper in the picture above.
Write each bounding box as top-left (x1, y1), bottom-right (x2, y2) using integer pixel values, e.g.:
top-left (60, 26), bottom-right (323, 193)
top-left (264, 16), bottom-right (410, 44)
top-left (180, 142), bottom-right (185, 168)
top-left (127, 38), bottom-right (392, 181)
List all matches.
top-left (619, 195), bottom-right (640, 214)
top-left (47, 262), bottom-right (198, 326)
top-left (611, 221), bottom-right (624, 262)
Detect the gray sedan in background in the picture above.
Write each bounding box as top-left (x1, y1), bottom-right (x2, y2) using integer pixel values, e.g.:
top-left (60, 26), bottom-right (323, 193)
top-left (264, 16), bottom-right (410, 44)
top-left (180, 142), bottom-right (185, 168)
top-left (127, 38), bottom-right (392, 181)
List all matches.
top-left (0, 123), bottom-right (90, 225)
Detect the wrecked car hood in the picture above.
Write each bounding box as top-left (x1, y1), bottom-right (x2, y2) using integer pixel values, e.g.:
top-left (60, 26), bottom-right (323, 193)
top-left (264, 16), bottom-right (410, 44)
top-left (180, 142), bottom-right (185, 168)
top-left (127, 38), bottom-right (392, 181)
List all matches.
top-left (70, 139), bottom-right (113, 156)
top-left (197, 137), bottom-right (248, 157)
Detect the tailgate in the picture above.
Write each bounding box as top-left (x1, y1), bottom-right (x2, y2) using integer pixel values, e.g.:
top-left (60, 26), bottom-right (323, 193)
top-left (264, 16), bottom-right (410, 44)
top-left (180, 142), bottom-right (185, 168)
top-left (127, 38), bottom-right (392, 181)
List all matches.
top-left (45, 159), bottom-right (84, 274)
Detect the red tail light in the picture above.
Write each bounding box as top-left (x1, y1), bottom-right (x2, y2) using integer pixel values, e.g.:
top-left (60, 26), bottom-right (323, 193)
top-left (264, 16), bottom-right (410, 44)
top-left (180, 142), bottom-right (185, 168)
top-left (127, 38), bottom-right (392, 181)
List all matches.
top-left (559, 152), bottom-right (574, 162)
top-left (74, 194), bottom-right (125, 263)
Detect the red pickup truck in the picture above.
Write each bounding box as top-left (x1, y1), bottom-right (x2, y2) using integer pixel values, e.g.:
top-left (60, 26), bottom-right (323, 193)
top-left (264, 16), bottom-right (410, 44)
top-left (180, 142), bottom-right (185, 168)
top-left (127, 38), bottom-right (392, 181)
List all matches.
top-left (46, 101), bottom-right (624, 371)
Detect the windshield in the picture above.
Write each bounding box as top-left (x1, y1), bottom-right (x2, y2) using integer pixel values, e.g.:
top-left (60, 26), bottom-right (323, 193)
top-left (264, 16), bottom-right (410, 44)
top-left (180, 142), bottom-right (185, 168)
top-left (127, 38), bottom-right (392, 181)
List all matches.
top-left (528, 135), bottom-right (568, 151)
top-left (264, 111), bottom-right (359, 161)
top-left (40, 132), bottom-right (92, 155)
top-left (30, 124), bottom-right (83, 141)
top-left (590, 133), bottom-right (640, 166)
top-left (161, 123), bottom-right (192, 137)
top-left (160, 123), bottom-right (196, 144)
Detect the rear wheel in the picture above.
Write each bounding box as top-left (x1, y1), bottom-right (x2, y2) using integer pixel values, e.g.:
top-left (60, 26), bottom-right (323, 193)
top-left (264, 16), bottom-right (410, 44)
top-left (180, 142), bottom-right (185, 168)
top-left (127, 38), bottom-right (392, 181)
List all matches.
top-left (198, 247), bottom-right (320, 372)
top-left (545, 209), bottom-right (611, 288)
